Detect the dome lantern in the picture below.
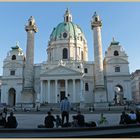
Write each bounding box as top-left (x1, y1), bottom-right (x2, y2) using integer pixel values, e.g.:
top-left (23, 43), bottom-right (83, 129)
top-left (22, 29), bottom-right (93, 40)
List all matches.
top-left (64, 8), bottom-right (72, 22)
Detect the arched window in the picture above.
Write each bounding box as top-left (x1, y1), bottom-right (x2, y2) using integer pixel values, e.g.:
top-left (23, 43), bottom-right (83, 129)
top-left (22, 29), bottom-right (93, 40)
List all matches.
top-left (85, 83), bottom-right (89, 91)
top-left (66, 16), bottom-right (68, 22)
top-left (8, 88), bottom-right (16, 106)
top-left (95, 17), bottom-right (98, 22)
top-left (114, 50), bottom-right (119, 56)
top-left (12, 55), bottom-right (16, 60)
top-left (29, 21), bottom-right (32, 26)
top-left (63, 48), bottom-right (68, 59)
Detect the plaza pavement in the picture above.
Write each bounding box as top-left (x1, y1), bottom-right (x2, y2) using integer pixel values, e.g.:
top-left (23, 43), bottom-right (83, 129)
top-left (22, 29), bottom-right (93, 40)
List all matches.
top-left (14, 112), bottom-right (121, 128)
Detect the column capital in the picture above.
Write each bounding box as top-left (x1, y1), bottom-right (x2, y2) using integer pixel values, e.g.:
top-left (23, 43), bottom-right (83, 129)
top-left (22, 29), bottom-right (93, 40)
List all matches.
top-left (91, 12), bottom-right (102, 29)
top-left (91, 21), bottom-right (102, 29)
top-left (25, 16), bottom-right (38, 33)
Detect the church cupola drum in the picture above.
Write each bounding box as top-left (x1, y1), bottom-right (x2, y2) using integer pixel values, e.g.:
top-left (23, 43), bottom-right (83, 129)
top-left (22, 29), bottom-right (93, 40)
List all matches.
top-left (48, 9), bottom-right (88, 62)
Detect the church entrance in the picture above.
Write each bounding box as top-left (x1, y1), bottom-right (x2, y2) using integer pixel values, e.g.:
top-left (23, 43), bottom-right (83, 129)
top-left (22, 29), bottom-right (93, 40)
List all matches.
top-left (60, 91), bottom-right (65, 101)
top-left (8, 88), bottom-right (16, 106)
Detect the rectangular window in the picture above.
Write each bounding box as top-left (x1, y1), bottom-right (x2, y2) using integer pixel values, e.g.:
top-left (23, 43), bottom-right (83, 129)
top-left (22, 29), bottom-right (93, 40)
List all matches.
top-left (85, 83), bottom-right (89, 91)
top-left (115, 67), bottom-right (120, 72)
top-left (84, 68), bottom-right (88, 73)
top-left (10, 70), bottom-right (15, 75)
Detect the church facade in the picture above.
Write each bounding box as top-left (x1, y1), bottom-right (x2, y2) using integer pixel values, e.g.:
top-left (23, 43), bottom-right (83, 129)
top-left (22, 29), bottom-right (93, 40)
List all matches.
top-left (0, 9), bottom-right (132, 107)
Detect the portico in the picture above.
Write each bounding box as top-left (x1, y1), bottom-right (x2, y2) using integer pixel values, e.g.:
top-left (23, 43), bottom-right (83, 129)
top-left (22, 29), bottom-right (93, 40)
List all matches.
top-left (40, 78), bottom-right (84, 104)
top-left (38, 64), bottom-right (85, 104)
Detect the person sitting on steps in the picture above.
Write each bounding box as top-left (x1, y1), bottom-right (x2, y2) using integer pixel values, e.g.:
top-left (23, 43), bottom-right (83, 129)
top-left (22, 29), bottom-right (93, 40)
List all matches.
top-left (55, 115), bottom-right (62, 128)
top-left (5, 112), bottom-right (18, 128)
top-left (99, 113), bottom-right (108, 125)
top-left (75, 111), bottom-right (85, 127)
top-left (44, 111), bottom-right (56, 128)
top-left (0, 112), bottom-right (6, 128)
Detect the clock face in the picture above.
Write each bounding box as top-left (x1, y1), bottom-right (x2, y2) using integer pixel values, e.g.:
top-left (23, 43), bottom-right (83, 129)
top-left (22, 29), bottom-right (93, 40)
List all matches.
top-left (63, 32), bottom-right (67, 38)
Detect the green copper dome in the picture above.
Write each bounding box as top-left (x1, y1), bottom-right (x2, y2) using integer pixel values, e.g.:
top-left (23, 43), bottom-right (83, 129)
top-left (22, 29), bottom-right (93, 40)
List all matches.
top-left (49, 9), bottom-right (87, 42)
top-left (50, 21), bottom-right (86, 41)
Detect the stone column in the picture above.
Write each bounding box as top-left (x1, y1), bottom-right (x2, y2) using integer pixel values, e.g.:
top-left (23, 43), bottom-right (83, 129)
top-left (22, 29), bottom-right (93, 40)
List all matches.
top-left (80, 79), bottom-right (84, 108)
top-left (21, 16), bottom-right (38, 105)
top-left (24, 16), bottom-right (38, 88)
top-left (40, 80), bottom-right (43, 103)
top-left (91, 12), bottom-right (104, 88)
top-left (47, 80), bottom-right (50, 103)
top-left (65, 79), bottom-right (68, 97)
top-left (80, 79), bottom-right (84, 102)
top-left (55, 80), bottom-right (58, 103)
top-left (73, 79), bottom-right (76, 102)
top-left (91, 12), bottom-right (107, 106)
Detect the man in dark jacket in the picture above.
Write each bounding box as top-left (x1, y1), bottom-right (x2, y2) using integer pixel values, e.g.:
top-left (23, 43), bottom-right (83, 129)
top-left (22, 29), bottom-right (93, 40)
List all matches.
top-left (75, 111), bottom-right (85, 127)
top-left (44, 111), bottom-right (56, 128)
top-left (119, 111), bottom-right (131, 125)
top-left (6, 112), bottom-right (18, 128)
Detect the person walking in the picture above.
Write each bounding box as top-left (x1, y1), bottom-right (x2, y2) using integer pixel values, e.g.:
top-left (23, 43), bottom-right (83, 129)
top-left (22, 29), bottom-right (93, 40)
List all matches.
top-left (60, 97), bottom-right (71, 126)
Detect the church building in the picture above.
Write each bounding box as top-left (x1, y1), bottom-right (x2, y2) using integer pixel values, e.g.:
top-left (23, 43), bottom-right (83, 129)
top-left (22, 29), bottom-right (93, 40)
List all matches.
top-left (0, 9), bottom-right (132, 107)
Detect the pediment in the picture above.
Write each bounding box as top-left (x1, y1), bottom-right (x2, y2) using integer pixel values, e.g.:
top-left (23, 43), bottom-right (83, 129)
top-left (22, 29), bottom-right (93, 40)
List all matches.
top-left (107, 58), bottom-right (128, 64)
top-left (41, 65), bottom-right (82, 76)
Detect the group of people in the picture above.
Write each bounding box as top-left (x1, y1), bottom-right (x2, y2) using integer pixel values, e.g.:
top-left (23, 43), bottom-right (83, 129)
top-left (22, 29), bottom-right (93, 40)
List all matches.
top-left (2, 97), bottom-right (140, 129)
top-left (119, 109), bottom-right (140, 125)
top-left (42, 96), bottom-right (70, 128)
top-left (44, 96), bottom-right (140, 128)
top-left (0, 107), bottom-right (18, 128)
top-left (43, 110), bottom-right (95, 128)
top-left (43, 97), bottom-right (96, 128)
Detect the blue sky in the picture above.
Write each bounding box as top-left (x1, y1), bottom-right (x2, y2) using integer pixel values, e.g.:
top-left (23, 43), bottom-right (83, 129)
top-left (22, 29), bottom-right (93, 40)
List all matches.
top-left (0, 2), bottom-right (140, 75)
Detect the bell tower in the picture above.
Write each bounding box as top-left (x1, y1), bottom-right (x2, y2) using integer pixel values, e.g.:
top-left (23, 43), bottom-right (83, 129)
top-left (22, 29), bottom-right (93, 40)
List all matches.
top-left (22, 16), bottom-right (38, 105)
